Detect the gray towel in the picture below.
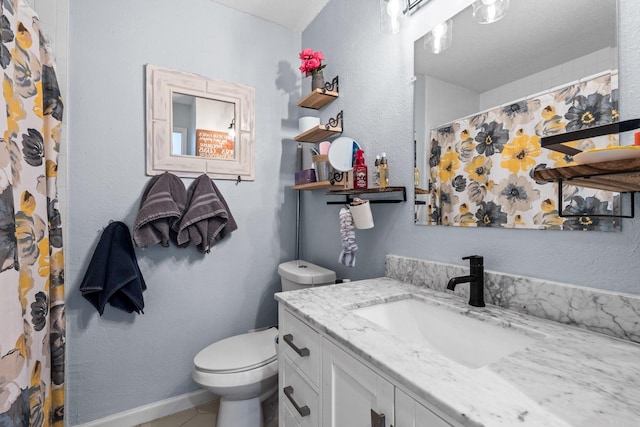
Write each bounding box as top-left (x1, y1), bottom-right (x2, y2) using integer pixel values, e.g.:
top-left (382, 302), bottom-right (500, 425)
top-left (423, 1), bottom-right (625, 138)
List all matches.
top-left (133, 172), bottom-right (186, 248)
top-left (174, 174), bottom-right (238, 253)
top-left (80, 221), bottom-right (146, 315)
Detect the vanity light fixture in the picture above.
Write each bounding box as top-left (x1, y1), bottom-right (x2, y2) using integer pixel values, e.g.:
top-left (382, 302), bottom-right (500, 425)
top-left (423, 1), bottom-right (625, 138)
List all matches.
top-left (472, 0), bottom-right (510, 24)
top-left (380, 0), bottom-right (432, 35)
top-left (424, 19), bottom-right (453, 54)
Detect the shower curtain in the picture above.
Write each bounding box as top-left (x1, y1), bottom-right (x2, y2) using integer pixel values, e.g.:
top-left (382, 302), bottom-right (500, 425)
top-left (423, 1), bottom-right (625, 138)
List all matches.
top-left (0, 0), bottom-right (65, 426)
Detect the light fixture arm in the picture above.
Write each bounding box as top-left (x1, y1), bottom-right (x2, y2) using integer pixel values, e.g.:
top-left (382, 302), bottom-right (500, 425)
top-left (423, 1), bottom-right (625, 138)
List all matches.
top-left (380, 0), bottom-right (432, 34)
top-left (407, 0), bottom-right (430, 12)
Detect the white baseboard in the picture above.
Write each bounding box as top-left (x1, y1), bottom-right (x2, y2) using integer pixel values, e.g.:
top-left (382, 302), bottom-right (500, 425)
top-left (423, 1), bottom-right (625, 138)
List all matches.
top-left (73, 389), bottom-right (216, 427)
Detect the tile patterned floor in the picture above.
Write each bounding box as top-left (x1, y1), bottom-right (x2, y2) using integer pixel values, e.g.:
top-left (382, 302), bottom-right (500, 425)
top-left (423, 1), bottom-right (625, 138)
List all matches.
top-left (136, 393), bottom-right (278, 427)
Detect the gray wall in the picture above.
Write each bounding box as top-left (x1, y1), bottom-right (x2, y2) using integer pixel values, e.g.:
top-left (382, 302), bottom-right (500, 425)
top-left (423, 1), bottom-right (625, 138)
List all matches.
top-left (65, 0), bottom-right (301, 424)
top-left (50, 0), bottom-right (640, 424)
top-left (300, 0), bottom-right (640, 295)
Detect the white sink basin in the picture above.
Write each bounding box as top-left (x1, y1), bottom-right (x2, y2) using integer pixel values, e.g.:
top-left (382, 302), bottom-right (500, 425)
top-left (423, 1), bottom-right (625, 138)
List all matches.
top-left (351, 297), bottom-right (543, 369)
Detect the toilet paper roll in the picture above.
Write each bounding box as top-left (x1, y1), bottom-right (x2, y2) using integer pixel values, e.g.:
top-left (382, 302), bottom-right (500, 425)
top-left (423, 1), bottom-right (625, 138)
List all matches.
top-left (349, 201), bottom-right (374, 229)
top-left (299, 116), bottom-right (320, 133)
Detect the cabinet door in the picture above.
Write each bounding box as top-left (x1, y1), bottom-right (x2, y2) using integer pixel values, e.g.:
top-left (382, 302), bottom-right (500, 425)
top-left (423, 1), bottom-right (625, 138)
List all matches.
top-left (282, 401), bottom-right (302, 427)
top-left (322, 338), bottom-right (394, 427)
top-left (395, 389), bottom-right (451, 427)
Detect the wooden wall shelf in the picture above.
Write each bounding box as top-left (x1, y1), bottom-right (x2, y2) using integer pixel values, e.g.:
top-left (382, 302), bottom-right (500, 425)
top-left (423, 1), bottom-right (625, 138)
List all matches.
top-left (298, 88), bottom-right (339, 110)
top-left (533, 159), bottom-right (640, 192)
top-left (292, 181), bottom-right (334, 190)
top-left (294, 110), bottom-right (343, 143)
top-left (294, 125), bottom-right (342, 143)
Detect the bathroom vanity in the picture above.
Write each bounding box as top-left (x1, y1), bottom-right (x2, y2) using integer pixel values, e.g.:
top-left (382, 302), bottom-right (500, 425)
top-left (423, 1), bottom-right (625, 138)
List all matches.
top-left (275, 258), bottom-right (640, 426)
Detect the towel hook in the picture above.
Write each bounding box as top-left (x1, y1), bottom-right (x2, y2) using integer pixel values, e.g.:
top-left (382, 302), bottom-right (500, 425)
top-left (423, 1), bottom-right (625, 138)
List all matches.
top-left (236, 175), bottom-right (242, 185)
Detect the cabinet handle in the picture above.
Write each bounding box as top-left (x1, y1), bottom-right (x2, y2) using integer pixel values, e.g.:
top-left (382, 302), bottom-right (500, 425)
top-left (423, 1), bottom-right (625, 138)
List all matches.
top-left (371, 409), bottom-right (386, 427)
top-left (283, 385), bottom-right (310, 417)
top-left (283, 334), bottom-right (310, 357)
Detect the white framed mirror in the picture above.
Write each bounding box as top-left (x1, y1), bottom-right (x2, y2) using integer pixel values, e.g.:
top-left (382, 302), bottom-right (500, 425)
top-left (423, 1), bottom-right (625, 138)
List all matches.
top-left (146, 64), bottom-right (255, 180)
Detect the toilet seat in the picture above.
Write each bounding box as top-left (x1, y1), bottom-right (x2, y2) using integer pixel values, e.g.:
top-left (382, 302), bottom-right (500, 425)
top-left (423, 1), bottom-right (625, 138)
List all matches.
top-left (194, 327), bottom-right (278, 374)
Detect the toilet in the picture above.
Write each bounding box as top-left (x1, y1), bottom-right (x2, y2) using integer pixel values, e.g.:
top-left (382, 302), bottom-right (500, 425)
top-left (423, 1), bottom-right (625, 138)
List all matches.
top-left (192, 260), bottom-right (336, 427)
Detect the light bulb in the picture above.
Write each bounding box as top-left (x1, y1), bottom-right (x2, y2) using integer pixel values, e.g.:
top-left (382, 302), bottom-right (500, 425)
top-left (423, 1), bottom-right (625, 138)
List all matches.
top-left (431, 22), bottom-right (448, 38)
top-left (473, 0), bottom-right (509, 24)
top-left (386, 0), bottom-right (404, 34)
top-left (425, 20), bottom-right (452, 54)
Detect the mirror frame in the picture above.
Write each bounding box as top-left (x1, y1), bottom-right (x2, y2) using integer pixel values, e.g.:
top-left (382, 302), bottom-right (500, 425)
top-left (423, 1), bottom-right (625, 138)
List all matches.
top-left (146, 64), bottom-right (255, 180)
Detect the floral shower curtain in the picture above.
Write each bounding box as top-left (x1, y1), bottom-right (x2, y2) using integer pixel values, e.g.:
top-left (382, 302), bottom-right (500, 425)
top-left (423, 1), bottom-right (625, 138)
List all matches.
top-left (0, 0), bottom-right (65, 426)
top-left (427, 71), bottom-right (619, 231)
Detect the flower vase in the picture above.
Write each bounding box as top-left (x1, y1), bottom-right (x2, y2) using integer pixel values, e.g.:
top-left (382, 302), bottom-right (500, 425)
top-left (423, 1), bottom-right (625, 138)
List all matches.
top-left (311, 71), bottom-right (325, 91)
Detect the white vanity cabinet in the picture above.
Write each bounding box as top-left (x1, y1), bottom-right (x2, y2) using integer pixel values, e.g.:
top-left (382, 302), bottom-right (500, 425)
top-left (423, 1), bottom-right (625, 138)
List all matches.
top-left (322, 338), bottom-right (394, 426)
top-left (279, 306), bottom-right (454, 427)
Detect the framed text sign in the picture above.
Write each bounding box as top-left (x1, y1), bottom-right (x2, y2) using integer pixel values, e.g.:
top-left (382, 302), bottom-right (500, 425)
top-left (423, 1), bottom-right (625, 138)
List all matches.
top-left (196, 129), bottom-right (234, 159)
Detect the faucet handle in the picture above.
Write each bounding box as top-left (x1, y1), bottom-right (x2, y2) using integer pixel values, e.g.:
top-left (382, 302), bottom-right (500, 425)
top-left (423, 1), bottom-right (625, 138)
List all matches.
top-left (462, 255), bottom-right (483, 267)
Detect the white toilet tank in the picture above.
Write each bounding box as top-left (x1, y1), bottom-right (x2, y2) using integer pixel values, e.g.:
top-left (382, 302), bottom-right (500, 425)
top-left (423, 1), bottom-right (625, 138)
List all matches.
top-left (278, 260), bottom-right (336, 292)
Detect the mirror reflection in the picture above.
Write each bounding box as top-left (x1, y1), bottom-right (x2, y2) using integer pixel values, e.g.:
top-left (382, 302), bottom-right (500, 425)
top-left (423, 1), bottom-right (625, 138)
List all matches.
top-left (414, 0), bottom-right (618, 229)
top-left (171, 93), bottom-right (236, 159)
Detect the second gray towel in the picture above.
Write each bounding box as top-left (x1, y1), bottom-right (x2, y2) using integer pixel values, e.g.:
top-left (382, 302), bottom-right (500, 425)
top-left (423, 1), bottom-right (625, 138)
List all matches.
top-left (174, 174), bottom-right (238, 253)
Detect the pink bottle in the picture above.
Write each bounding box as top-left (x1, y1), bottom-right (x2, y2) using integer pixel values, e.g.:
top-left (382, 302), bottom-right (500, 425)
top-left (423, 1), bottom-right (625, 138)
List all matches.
top-left (353, 149), bottom-right (368, 190)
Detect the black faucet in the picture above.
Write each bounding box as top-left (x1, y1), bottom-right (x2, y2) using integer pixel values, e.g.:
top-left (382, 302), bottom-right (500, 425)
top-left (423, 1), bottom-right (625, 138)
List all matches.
top-left (446, 255), bottom-right (485, 307)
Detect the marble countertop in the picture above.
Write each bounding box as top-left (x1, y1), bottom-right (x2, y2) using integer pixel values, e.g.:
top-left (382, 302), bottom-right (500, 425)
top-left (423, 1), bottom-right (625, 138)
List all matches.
top-left (275, 278), bottom-right (640, 426)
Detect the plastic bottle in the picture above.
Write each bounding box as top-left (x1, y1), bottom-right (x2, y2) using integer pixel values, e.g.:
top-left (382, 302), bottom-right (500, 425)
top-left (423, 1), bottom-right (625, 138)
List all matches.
top-left (353, 149), bottom-right (368, 190)
top-left (373, 155), bottom-right (381, 187)
top-left (379, 152), bottom-right (389, 188)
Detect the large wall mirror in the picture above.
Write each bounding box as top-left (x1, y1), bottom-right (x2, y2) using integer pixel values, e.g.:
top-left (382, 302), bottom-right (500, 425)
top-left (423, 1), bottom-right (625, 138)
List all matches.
top-left (414, 0), bottom-right (619, 230)
top-left (146, 64), bottom-right (255, 180)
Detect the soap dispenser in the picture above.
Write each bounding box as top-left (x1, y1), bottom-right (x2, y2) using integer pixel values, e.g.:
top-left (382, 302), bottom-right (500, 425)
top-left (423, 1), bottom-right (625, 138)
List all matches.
top-left (353, 149), bottom-right (368, 190)
top-left (379, 152), bottom-right (389, 188)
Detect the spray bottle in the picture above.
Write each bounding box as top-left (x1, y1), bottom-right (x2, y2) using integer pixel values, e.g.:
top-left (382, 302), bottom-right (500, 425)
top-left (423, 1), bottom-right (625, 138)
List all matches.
top-left (353, 149), bottom-right (368, 190)
top-left (379, 152), bottom-right (389, 188)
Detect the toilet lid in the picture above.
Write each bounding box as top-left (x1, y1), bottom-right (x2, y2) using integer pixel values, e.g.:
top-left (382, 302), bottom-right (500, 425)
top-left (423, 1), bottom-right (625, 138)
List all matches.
top-left (194, 327), bottom-right (278, 373)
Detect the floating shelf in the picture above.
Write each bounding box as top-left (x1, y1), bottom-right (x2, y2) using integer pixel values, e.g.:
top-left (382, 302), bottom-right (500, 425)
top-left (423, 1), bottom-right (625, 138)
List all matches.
top-left (292, 180), bottom-right (334, 190)
top-left (298, 76), bottom-right (339, 110)
top-left (533, 158), bottom-right (640, 193)
top-left (536, 117), bottom-right (640, 195)
top-left (325, 186), bottom-right (407, 204)
top-left (294, 110), bottom-right (343, 143)
top-left (294, 125), bottom-right (342, 143)
top-left (298, 88), bottom-right (339, 109)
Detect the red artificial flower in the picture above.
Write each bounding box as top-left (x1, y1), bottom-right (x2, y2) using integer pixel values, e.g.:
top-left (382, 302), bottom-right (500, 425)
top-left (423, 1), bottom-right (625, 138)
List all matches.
top-left (299, 48), bottom-right (326, 77)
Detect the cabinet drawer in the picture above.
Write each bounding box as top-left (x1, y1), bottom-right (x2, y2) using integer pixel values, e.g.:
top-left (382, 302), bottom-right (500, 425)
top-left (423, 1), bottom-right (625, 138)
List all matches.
top-left (280, 308), bottom-right (321, 385)
top-left (281, 356), bottom-right (319, 427)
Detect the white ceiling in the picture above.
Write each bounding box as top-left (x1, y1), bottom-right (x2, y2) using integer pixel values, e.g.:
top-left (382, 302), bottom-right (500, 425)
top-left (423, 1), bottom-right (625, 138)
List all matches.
top-left (414, 0), bottom-right (617, 93)
top-left (209, 0), bottom-right (617, 94)
top-left (209, 0), bottom-right (330, 31)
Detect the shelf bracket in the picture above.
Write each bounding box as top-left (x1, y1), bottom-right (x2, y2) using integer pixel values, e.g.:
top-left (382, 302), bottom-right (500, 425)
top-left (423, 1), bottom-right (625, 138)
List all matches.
top-left (325, 110), bottom-right (343, 131)
top-left (556, 178), bottom-right (635, 219)
top-left (321, 76), bottom-right (339, 94)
